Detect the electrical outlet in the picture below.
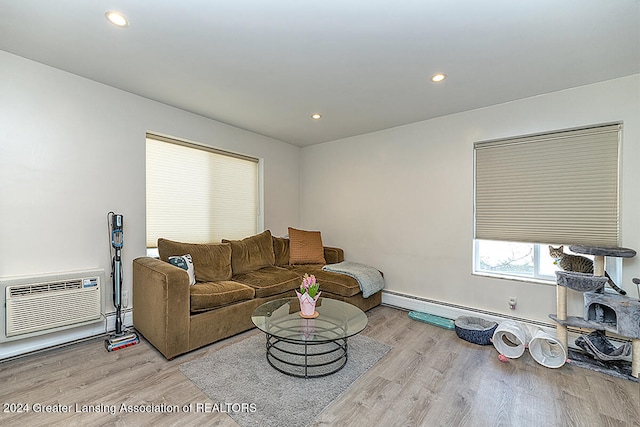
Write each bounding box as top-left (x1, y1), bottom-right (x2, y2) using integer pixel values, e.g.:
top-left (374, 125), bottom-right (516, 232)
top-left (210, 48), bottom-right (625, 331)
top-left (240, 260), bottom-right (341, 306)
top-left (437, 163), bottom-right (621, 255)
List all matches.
top-left (122, 291), bottom-right (129, 307)
top-left (509, 297), bottom-right (517, 310)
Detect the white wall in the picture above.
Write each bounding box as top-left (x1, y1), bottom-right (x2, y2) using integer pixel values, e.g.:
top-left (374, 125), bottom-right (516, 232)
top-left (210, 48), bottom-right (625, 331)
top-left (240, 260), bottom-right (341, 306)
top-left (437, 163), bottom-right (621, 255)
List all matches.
top-left (301, 74), bottom-right (640, 323)
top-left (1, 46), bottom-right (638, 356)
top-left (0, 51), bottom-right (300, 356)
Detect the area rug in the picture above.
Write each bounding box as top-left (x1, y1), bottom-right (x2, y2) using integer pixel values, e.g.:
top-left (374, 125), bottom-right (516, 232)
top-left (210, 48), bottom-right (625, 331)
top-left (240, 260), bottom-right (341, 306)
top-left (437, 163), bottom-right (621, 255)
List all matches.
top-left (179, 333), bottom-right (391, 427)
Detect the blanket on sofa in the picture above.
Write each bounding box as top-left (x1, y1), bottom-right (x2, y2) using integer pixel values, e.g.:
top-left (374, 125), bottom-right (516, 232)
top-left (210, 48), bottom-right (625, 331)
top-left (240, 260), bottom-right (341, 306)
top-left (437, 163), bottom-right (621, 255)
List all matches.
top-left (322, 261), bottom-right (385, 298)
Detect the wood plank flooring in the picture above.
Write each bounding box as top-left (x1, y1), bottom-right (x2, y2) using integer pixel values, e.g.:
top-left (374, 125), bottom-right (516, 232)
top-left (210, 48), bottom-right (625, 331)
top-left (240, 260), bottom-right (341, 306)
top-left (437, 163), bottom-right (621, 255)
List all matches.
top-left (1, 305), bottom-right (638, 426)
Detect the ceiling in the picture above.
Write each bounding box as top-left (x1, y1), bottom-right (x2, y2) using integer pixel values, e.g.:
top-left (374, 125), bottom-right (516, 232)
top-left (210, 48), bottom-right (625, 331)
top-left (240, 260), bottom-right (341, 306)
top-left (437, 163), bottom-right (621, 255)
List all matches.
top-left (1, 1), bottom-right (638, 147)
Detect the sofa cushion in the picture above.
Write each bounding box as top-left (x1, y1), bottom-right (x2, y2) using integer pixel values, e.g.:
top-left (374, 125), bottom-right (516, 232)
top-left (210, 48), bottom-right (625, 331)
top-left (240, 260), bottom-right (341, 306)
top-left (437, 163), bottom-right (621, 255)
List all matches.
top-left (158, 238), bottom-right (232, 282)
top-left (289, 265), bottom-right (361, 298)
top-left (288, 227), bottom-right (326, 265)
top-left (272, 236), bottom-right (290, 267)
top-left (190, 281), bottom-right (255, 313)
top-left (323, 246), bottom-right (344, 264)
top-left (168, 254), bottom-right (196, 285)
top-left (223, 230), bottom-right (275, 275)
top-left (232, 266), bottom-right (301, 298)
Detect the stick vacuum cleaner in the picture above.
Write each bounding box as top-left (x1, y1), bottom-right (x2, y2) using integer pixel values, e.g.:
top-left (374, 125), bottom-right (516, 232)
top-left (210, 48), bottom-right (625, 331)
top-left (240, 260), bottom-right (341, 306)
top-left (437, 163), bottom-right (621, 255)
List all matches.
top-left (105, 212), bottom-right (139, 351)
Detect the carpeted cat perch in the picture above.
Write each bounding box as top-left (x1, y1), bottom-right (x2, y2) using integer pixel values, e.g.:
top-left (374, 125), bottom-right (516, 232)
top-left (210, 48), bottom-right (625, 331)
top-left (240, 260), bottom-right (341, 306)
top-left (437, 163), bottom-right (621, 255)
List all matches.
top-left (555, 271), bottom-right (608, 292)
top-left (575, 330), bottom-right (632, 361)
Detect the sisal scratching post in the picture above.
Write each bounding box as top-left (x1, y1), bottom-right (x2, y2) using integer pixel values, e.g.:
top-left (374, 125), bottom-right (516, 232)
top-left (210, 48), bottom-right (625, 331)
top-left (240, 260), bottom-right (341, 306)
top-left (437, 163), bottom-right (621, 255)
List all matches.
top-left (556, 284), bottom-right (568, 350)
top-left (633, 339), bottom-right (640, 378)
top-left (593, 255), bottom-right (605, 277)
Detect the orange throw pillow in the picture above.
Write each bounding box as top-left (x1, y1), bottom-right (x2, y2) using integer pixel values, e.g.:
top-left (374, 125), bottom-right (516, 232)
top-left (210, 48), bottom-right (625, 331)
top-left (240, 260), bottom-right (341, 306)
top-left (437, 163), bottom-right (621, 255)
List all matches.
top-left (288, 227), bottom-right (327, 265)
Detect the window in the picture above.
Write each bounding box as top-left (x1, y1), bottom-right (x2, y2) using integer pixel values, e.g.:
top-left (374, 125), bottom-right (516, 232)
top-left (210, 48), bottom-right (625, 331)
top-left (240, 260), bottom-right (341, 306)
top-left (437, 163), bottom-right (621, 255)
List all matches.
top-left (473, 123), bottom-right (621, 283)
top-left (146, 134), bottom-right (260, 253)
top-left (474, 240), bottom-right (621, 285)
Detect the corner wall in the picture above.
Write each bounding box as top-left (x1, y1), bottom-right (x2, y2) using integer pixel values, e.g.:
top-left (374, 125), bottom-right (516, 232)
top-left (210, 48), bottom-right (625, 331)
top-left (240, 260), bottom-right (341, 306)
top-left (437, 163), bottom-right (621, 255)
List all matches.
top-left (0, 51), bottom-right (300, 358)
top-left (300, 74), bottom-right (640, 323)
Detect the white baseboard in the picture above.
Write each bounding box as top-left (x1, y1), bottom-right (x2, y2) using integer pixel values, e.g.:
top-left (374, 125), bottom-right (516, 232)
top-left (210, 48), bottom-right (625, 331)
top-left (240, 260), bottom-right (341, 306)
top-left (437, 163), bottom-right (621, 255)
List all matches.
top-left (0, 308), bottom-right (134, 361)
top-left (381, 290), bottom-right (631, 354)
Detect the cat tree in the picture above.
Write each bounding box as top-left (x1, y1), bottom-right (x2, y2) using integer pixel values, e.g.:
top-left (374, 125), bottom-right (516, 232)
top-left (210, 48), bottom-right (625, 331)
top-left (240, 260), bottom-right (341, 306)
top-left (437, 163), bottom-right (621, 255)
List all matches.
top-left (549, 245), bottom-right (639, 378)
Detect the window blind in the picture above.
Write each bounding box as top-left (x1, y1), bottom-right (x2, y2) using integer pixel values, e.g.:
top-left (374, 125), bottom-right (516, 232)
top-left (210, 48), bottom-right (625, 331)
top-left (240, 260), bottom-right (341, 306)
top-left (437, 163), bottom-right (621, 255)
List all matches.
top-left (474, 123), bottom-right (620, 246)
top-left (146, 134), bottom-right (259, 248)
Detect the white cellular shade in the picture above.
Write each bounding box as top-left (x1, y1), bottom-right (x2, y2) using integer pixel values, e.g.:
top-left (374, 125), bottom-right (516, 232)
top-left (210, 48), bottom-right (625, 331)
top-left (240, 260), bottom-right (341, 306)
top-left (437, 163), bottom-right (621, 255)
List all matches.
top-left (146, 135), bottom-right (258, 248)
top-left (474, 124), bottom-right (620, 246)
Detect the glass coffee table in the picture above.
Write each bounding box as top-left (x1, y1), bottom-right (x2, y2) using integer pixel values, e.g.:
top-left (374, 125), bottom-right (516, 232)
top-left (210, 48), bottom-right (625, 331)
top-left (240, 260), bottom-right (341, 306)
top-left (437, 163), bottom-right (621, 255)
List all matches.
top-left (251, 297), bottom-right (368, 378)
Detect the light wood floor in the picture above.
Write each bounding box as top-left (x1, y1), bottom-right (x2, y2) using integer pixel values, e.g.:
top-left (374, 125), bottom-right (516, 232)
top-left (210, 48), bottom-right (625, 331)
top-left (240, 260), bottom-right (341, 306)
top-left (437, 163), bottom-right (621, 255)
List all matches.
top-left (1, 305), bottom-right (638, 427)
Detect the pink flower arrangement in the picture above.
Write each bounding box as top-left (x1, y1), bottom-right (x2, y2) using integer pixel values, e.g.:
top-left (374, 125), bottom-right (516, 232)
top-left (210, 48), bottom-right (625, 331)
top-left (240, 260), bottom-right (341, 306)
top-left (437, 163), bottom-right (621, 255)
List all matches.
top-left (296, 273), bottom-right (320, 317)
top-left (299, 273), bottom-right (320, 298)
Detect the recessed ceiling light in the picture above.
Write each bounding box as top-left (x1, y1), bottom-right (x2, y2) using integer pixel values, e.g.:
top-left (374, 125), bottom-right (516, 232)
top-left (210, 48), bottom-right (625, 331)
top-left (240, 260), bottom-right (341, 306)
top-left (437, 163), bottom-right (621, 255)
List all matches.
top-left (311, 113), bottom-right (322, 120)
top-left (105, 11), bottom-right (129, 27)
top-left (431, 73), bottom-right (446, 83)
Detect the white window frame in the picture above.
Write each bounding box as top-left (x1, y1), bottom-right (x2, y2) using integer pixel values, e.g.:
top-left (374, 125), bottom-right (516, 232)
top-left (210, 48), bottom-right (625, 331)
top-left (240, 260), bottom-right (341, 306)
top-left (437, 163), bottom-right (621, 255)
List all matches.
top-left (473, 240), bottom-right (622, 289)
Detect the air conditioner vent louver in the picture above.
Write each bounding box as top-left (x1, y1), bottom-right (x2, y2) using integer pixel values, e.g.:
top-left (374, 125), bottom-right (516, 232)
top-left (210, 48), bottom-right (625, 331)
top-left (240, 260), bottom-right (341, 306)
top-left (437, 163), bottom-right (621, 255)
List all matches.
top-left (9, 280), bottom-right (83, 297)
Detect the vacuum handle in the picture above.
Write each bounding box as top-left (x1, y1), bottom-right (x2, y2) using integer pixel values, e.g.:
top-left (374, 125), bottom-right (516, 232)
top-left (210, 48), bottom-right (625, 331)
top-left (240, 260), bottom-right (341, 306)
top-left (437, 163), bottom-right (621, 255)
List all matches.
top-left (111, 214), bottom-right (123, 249)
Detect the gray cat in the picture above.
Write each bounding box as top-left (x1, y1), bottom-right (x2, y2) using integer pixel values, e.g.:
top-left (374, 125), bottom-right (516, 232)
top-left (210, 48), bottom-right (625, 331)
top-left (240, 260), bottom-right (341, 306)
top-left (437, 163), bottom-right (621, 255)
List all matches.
top-left (549, 245), bottom-right (626, 295)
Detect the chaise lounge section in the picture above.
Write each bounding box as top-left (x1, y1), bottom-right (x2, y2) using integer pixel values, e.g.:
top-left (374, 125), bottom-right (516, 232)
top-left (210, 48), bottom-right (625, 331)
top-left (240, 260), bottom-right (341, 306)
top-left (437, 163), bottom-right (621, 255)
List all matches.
top-left (132, 229), bottom-right (382, 359)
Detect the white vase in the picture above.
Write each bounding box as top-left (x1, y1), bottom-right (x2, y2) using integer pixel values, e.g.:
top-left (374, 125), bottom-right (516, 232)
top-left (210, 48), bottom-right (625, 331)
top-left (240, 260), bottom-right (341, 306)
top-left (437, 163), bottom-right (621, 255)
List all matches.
top-left (296, 290), bottom-right (320, 317)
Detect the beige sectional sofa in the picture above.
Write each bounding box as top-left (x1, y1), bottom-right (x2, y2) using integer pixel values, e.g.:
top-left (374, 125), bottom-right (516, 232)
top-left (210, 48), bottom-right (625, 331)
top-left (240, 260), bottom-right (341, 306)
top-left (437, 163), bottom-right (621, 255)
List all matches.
top-left (132, 229), bottom-right (382, 359)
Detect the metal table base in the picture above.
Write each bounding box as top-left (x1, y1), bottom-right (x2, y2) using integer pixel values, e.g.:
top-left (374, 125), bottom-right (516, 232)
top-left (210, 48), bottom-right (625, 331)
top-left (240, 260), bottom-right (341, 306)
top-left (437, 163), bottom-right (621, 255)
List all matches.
top-left (265, 334), bottom-right (348, 378)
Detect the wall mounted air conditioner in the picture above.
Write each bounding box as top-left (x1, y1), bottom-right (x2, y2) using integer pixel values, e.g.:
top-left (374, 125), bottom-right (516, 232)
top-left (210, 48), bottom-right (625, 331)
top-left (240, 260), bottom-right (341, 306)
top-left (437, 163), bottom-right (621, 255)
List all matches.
top-left (0, 269), bottom-right (104, 343)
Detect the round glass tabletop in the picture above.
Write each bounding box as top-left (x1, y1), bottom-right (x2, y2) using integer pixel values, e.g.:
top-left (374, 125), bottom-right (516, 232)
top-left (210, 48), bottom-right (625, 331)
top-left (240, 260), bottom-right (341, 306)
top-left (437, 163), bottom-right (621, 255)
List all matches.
top-left (251, 297), bottom-right (368, 343)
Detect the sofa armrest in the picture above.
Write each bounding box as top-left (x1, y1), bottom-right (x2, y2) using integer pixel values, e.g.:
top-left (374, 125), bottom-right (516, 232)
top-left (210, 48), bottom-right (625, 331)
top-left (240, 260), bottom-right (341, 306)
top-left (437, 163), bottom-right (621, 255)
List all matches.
top-left (323, 246), bottom-right (344, 264)
top-left (132, 257), bottom-right (190, 359)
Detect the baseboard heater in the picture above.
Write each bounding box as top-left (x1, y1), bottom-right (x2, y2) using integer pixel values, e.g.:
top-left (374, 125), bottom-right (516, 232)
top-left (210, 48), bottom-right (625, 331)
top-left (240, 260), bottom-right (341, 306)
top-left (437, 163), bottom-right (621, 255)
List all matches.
top-left (382, 290), bottom-right (554, 327)
top-left (0, 269), bottom-right (104, 343)
top-left (381, 290), bottom-right (632, 349)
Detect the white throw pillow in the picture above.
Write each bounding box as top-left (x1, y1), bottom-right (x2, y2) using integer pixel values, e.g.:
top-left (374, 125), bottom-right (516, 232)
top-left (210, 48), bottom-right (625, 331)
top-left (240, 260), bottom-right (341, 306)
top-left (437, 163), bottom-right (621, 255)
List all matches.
top-left (168, 254), bottom-right (196, 285)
